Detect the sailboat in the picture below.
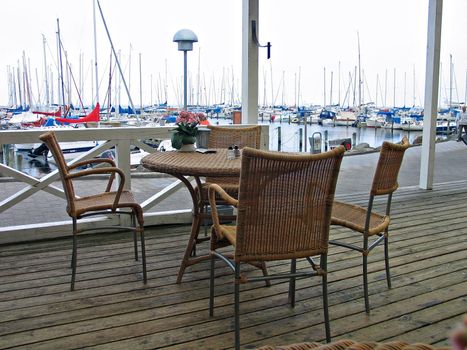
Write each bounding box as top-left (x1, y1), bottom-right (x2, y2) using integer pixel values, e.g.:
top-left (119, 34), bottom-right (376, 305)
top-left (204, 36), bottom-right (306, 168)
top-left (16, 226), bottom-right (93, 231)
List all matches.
top-left (55, 103), bottom-right (100, 124)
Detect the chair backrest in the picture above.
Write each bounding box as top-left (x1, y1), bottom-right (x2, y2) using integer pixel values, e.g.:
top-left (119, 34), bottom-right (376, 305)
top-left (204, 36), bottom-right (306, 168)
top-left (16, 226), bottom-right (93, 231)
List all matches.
top-left (39, 131), bottom-right (76, 216)
top-left (235, 146), bottom-right (345, 262)
top-left (207, 125), bottom-right (261, 149)
top-left (370, 137), bottom-right (410, 196)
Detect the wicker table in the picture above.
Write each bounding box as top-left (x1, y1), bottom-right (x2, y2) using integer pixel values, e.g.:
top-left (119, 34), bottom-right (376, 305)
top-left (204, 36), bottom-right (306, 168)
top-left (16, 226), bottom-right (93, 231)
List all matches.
top-left (141, 149), bottom-right (241, 283)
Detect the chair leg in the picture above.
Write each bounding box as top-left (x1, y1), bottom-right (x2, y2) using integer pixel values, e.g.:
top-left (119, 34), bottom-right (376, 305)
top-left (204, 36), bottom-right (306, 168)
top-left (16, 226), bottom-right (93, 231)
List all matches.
top-left (288, 258), bottom-right (296, 307)
top-left (321, 254), bottom-right (331, 343)
top-left (132, 214), bottom-right (138, 261)
top-left (209, 253), bottom-right (216, 317)
top-left (384, 230), bottom-right (391, 289)
top-left (261, 262), bottom-right (271, 287)
top-left (71, 233), bottom-right (78, 291)
top-left (234, 262), bottom-right (241, 350)
top-left (140, 227), bottom-right (147, 284)
top-left (363, 253), bottom-right (370, 313)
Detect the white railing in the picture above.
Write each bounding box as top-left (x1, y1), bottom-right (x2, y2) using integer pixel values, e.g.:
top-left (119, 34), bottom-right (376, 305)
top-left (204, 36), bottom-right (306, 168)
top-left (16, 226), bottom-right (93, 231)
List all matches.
top-left (0, 125), bottom-right (269, 243)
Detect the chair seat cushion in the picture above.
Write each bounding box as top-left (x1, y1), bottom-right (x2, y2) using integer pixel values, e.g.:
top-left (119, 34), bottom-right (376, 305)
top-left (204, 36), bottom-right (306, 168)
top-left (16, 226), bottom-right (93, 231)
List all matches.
top-left (73, 190), bottom-right (141, 218)
top-left (331, 200), bottom-right (389, 236)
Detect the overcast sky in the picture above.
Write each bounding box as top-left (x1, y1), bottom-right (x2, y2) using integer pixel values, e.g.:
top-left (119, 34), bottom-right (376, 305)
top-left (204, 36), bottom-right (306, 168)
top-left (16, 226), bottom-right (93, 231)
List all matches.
top-left (1, 0), bottom-right (466, 108)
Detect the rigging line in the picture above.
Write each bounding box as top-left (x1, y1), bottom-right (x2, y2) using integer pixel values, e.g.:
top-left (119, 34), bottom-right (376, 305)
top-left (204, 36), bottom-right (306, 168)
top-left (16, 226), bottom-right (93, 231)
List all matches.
top-left (45, 41), bottom-right (60, 77)
top-left (57, 37), bottom-right (86, 113)
top-left (96, 0), bottom-right (138, 123)
top-left (103, 53), bottom-right (119, 111)
top-left (273, 73), bottom-right (284, 106)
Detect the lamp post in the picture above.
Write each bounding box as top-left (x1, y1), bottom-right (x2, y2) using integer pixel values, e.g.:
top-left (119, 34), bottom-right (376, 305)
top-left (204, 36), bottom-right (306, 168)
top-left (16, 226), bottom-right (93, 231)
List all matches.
top-left (173, 29), bottom-right (198, 110)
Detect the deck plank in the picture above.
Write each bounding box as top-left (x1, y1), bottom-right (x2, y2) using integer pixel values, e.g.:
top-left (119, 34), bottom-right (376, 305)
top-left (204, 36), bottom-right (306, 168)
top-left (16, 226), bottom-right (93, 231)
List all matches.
top-left (0, 183), bottom-right (466, 349)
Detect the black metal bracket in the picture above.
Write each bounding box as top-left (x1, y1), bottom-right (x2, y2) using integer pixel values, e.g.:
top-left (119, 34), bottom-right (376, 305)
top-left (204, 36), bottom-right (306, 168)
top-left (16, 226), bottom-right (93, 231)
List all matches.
top-left (251, 20), bottom-right (271, 59)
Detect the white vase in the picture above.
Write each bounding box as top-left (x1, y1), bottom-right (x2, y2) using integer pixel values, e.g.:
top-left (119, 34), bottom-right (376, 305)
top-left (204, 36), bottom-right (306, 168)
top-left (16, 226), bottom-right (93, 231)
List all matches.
top-left (178, 143), bottom-right (196, 152)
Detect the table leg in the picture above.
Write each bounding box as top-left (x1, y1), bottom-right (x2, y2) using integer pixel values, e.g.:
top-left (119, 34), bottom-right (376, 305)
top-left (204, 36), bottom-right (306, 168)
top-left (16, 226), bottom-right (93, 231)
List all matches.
top-left (175, 175), bottom-right (211, 284)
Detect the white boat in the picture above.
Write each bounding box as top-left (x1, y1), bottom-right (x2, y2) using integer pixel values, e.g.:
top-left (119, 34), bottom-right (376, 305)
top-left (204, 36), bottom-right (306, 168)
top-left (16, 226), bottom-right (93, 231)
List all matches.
top-left (366, 114), bottom-right (386, 128)
top-left (401, 120), bottom-right (423, 131)
top-left (334, 111), bottom-right (356, 126)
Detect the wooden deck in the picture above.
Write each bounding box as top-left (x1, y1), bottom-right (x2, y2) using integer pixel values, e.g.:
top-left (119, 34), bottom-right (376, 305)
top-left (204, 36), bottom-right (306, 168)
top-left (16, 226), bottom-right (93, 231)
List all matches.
top-left (0, 181), bottom-right (466, 349)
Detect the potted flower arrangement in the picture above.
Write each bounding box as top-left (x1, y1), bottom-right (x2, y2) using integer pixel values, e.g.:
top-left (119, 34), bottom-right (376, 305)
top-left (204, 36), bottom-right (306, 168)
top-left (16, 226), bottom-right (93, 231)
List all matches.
top-left (171, 111), bottom-right (205, 151)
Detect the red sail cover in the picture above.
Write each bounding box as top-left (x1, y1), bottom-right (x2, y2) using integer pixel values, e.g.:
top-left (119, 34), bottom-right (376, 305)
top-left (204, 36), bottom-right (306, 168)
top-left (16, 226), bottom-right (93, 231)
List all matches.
top-left (32, 107), bottom-right (62, 117)
top-left (55, 103), bottom-right (100, 124)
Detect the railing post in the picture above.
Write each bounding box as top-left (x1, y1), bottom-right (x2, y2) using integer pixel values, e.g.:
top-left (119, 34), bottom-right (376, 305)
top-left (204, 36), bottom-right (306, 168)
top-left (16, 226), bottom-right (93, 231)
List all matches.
top-left (277, 126), bottom-right (281, 151)
top-left (298, 128), bottom-right (303, 152)
top-left (115, 139), bottom-right (132, 191)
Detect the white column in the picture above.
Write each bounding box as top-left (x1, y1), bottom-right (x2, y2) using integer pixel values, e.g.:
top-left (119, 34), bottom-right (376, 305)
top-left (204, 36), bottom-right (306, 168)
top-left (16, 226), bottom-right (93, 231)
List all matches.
top-left (420, 0), bottom-right (443, 190)
top-left (241, 0), bottom-right (259, 124)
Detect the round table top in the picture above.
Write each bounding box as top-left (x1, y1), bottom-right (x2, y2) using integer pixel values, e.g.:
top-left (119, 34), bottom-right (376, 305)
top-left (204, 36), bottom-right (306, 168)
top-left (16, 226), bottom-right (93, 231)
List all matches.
top-left (141, 149), bottom-right (241, 177)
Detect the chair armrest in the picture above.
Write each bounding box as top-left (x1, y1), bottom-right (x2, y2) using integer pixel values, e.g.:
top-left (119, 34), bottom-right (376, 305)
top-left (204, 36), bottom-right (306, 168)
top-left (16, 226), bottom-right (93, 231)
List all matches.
top-left (208, 183), bottom-right (238, 207)
top-left (66, 167), bottom-right (126, 209)
top-left (208, 184), bottom-right (238, 238)
top-left (68, 158), bottom-right (116, 170)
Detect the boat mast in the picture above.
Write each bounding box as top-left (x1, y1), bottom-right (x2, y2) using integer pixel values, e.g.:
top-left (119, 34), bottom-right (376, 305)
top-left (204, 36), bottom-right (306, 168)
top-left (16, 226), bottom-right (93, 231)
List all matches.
top-left (50, 69), bottom-right (54, 105)
top-left (338, 61), bottom-right (341, 106)
top-left (139, 52), bottom-right (143, 114)
top-left (96, 0), bottom-right (138, 122)
top-left (384, 69), bottom-right (388, 107)
top-left (42, 35), bottom-right (49, 106)
top-left (57, 19), bottom-right (66, 115)
top-left (17, 62), bottom-right (23, 108)
top-left (330, 71), bottom-right (333, 106)
top-left (294, 72), bottom-right (297, 107)
top-left (128, 44), bottom-right (132, 106)
top-left (197, 47), bottom-right (201, 106)
top-left (297, 66), bottom-right (301, 108)
top-left (164, 59), bottom-right (168, 104)
top-left (357, 31), bottom-right (362, 108)
top-left (35, 68), bottom-right (41, 106)
top-left (92, 0), bottom-right (99, 105)
top-left (108, 51), bottom-right (112, 117)
top-left (270, 60), bottom-right (273, 106)
top-left (404, 72), bottom-right (407, 107)
top-left (449, 54), bottom-right (452, 113)
top-left (353, 66), bottom-right (357, 107)
top-left (376, 74), bottom-right (379, 108)
top-left (323, 67), bottom-right (326, 108)
top-left (281, 70), bottom-right (285, 106)
top-left (413, 65), bottom-right (416, 107)
top-left (393, 68), bottom-right (396, 108)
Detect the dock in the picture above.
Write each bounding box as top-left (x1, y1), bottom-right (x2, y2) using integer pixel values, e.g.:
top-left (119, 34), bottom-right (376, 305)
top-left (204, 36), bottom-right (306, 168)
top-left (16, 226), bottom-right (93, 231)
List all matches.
top-left (0, 141), bottom-right (466, 348)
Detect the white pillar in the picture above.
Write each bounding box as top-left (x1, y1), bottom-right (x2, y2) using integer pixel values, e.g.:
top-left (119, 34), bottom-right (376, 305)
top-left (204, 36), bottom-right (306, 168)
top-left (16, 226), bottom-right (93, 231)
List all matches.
top-left (242, 0), bottom-right (259, 124)
top-left (420, 0), bottom-right (443, 190)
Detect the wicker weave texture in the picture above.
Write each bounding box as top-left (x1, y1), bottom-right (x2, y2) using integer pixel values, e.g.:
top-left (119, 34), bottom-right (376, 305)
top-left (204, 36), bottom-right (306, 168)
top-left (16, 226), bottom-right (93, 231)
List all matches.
top-left (207, 125), bottom-right (262, 149)
top-left (228, 146), bottom-right (345, 262)
top-left (141, 149), bottom-right (241, 178)
top-left (204, 125), bottom-right (262, 197)
top-left (256, 339), bottom-right (450, 350)
top-left (39, 131), bottom-right (77, 216)
top-left (370, 138), bottom-right (410, 196)
top-left (330, 137), bottom-right (409, 235)
top-left (39, 131), bottom-right (143, 225)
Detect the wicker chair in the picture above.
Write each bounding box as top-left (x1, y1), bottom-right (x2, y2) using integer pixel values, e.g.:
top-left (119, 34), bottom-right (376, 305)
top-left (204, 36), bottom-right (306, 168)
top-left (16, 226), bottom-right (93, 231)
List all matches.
top-left (256, 339), bottom-right (451, 350)
top-left (329, 137), bottom-right (410, 313)
top-left (196, 125), bottom-right (262, 254)
top-left (208, 146), bottom-right (345, 350)
top-left (39, 131), bottom-right (147, 291)
top-left (201, 124), bottom-right (262, 200)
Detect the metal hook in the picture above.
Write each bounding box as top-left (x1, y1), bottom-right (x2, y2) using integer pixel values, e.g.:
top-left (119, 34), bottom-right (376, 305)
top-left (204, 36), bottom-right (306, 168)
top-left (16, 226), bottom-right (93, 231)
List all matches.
top-left (251, 20), bottom-right (271, 59)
